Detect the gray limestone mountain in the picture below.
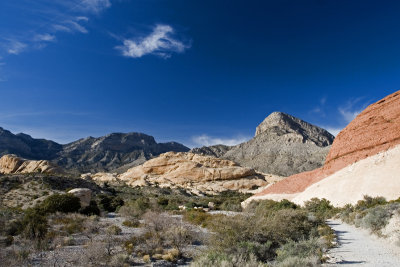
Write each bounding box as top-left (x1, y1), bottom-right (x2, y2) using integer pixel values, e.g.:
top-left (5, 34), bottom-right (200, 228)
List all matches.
top-left (0, 128), bottom-right (189, 173)
top-left (189, 144), bottom-right (232, 158)
top-left (190, 112), bottom-right (335, 177)
top-left (56, 133), bottom-right (189, 173)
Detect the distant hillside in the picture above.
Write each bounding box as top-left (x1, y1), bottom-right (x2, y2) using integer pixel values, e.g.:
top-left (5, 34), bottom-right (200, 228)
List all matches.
top-left (0, 128), bottom-right (189, 173)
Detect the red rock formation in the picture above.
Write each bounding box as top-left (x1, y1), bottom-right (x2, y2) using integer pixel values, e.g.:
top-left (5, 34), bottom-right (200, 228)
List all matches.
top-left (255, 90), bottom-right (400, 196)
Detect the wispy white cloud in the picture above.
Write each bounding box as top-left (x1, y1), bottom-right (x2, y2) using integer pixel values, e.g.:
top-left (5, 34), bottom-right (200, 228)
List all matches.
top-left (34, 33), bottom-right (56, 42)
top-left (116, 24), bottom-right (191, 59)
top-left (78, 0), bottom-right (111, 13)
top-left (191, 134), bottom-right (249, 147)
top-left (320, 97), bottom-right (370, 136)
top-left (6, 40), bottom-right (27, 55)
top-left (338, 102), bottom-right (364, 123)
top-left (0, 0), bottom-right (112, 57)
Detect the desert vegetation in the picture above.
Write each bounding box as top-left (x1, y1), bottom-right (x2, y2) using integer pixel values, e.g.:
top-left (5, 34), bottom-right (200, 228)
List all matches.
top-left (0, 172), bottom-right (341, 266)
top-left (187, 198), bottom-right (336, 266)
top-left (338, 195), bottom-right (400, 238)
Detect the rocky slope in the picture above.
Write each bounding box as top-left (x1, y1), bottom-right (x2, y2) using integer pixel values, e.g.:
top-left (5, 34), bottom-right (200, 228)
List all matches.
top-left (244, 90), bottom-right (400, 206)
top-left (191, 112), bottom-right (334, 176)
top-left (0, 129), bottom-right (189, 173)
top-left (55, 132), bottom-right (189, 173)
top-left (0, 127), bottom-right (62, 160)
top-left (84, 152), bottom-right (283, 195)
top-left (0, 154), bottom-right (62, 174)
top-left (189, 144), bottom-right (232, 158)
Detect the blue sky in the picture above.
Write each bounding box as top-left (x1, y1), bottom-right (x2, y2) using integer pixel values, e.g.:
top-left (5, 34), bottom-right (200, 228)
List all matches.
top-left (0, 0), bottom-right (399, 147)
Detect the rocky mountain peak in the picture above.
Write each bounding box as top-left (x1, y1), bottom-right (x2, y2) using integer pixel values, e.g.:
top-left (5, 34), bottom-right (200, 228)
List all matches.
top-left (255, 111), bottom-right (334, 147)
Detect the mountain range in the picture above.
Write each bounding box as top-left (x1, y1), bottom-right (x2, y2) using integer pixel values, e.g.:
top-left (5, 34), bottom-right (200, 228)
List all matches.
top-left (0, 128), bottom-right (189, 173)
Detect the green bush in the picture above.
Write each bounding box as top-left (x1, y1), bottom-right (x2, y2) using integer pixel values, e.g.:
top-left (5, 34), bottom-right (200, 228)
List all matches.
top-left (183, 210), bottom-right (212, 227)
top-left (304, 198), bottom-right (336, 220)
top-left (191, 251), bottom-right (266, 267)
top-left (122, 219), bottom-right (140, 228)
top-left (275, 255), bottom-right (319, 267)
top-left (98, 194), bottom-right (124, 212)
top-left (80, 200), bottom-right (100, 216)
top-left (39, 193), bottom-right (81, 214)
top-left (359, 206), bottom-right (391, 233)
top-left (21, 209), bottom-right (48, 240)
top-left (355, 195), bottom-right (387, 211)
top-left (245, 199), bottom-right (298, 216)
top-left (118, 197), bottom-right (150, 218)
top-left (107, 225), bottom-right (122, 235)
top-left (275, 238), bottom-right (323, 263)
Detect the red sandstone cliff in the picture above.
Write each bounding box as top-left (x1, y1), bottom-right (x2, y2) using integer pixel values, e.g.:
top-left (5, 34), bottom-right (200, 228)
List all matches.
top-left (255, 90), bottom-right (400, 196)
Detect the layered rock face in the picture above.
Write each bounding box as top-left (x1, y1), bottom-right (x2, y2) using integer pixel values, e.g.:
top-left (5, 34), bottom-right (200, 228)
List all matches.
top-left (244, 91), bottom-right (400, 206)
top-left (191, 112), bottom-right (334, 176)
top-left (0, 129), bottom-right (189, 173)
top-left (0, 154), bottom-right (62, 174)
top-left (85, 152), bottom-right (283, 195)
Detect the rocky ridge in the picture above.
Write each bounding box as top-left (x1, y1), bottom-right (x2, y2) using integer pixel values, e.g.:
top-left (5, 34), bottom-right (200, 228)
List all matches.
top-left (244, 90), bottom-right (400, 206)
top-left (0, 129), bottom-right (189, 173)
top-left (0, 154), bottom-right (62, 174)
top-left (189, 144), bottom-right (232, 158)
top-left (84, 152), bottom-right (283, 195)
top-left (56, 132), bottom-right (189, 173)
top-left (191, 112), bottom-right (334, 176)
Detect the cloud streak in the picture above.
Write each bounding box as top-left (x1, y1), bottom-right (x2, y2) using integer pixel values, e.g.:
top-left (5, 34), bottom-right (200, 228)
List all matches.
top-left (0, 0), bottom-right (112, 57)
top-left (116, 24), bottom-right (191, 59)
top-left (320, 97), bottom-right (370, 136)
top-left (191, 134), bottom-right (249, 147)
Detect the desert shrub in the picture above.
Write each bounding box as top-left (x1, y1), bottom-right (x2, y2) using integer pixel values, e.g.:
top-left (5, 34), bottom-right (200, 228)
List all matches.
top-left (80, 200), bottom-right (100, 216)
top-left (183, 210), bottom-right (213, 227)
top-left (51, 213), bottom-right (87, 235)
top-left (204, 208), bottom-right (321, 263)
top-left (219, 199), bottom-right (242, 212)
top-left (118, 197), bottom-right (151, 218)
top-left (274, 255), bottom-right (319, 267)
top-left (245, 199), bottom-right (298, 215)
top-left (275, 238), bottom-right (323, 263)
top-left (355, 195), bottom-right (387, 211)
top-left (191, 251), bottom-right (266, 267)
top-left (359, 206), bottom-right (391, 233)
top-left (97, 194), bottom-right (124, 212)
top-left (164, 225), bottom-right (196, 252)
top-left (130, 211), bottom-right (198, 257)
top-left (261, 209), bottom-right (316, 244)
top-left (107, 225), bottom-right (122, 235)
top-left (21, 208), bottom-right (48, 240)
top-left (304, 198), bottom-right (337, 220)
top-left (236, 241), bottom-right (275, 262)
top-left (122, 218), bottom-right (140, 227)
top-left (39, 193), bottom-right (81, 214)
top-left (143, 255), bottom-right (151, 263)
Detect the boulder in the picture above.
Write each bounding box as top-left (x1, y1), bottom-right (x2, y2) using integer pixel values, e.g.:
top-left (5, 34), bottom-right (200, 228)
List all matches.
top-left (68, 188), bottom-right (92, 208)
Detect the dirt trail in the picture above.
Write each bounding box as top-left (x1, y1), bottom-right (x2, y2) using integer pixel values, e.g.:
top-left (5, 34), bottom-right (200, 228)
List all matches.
top-left (325, 220), bottom-right (400, 266)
